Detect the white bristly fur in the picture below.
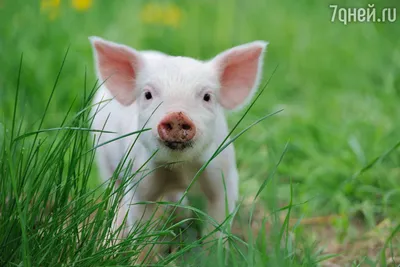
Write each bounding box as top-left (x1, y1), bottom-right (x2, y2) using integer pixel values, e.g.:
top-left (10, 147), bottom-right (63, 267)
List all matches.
top-left (89, 36), bottom-right (268, 244)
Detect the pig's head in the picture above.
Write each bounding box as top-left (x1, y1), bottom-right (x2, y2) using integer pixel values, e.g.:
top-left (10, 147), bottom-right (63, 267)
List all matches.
top-left (90, 37), bottom-right (267, 162)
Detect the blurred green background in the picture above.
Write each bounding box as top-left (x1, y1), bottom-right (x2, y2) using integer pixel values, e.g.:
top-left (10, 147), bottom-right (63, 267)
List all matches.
top-left (1, 0), bottom-right (399, 228)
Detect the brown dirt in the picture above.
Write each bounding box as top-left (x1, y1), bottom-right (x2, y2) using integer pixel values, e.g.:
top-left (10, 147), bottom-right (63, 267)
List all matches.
top-left (231, 198), bottom-right (400, 267)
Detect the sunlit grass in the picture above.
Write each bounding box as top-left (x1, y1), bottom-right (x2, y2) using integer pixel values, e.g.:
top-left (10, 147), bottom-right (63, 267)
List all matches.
top-left (0, 0), bottom-right (399, 265)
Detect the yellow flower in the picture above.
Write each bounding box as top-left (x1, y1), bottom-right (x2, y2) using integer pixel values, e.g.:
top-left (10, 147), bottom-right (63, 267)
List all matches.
top-left (40, 0), bottom-right (60, 9)
top-left (71, 0), bottom-right (93, 11)
top-left (141, 3), bottom-right (163, 24)
top-left (163, 4), bottom-right (182, 28)
top-left (140, 3), bottom-right (182, 28)
top-left (40, 0), bottom-right (61, 20)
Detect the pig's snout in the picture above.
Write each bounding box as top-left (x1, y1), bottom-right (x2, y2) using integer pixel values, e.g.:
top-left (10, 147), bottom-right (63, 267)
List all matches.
top-left (157, 112), bottom-right (196, 144)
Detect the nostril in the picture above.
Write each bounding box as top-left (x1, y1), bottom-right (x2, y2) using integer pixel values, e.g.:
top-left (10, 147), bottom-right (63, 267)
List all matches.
top-left (181, 124), bottom-right (191, 130)
top-left (165, 123), bottom-right (173, 131)
top-left (158, 112), bottom-right (196, 143)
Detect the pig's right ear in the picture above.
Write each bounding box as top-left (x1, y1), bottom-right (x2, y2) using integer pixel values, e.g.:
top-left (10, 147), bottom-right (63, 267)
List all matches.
top-left (211, 41), bottom-right (268, 111)
top-left (89, 36), bottom-right (143, 106)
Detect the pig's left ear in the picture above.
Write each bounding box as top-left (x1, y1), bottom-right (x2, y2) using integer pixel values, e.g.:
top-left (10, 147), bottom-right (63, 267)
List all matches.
top-left (212, 41), bottom-right (268, 110)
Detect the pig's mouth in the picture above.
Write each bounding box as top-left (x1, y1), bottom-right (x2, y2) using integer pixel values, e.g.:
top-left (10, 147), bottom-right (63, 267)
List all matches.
top-left (162, 141), bottom-right (193, 151)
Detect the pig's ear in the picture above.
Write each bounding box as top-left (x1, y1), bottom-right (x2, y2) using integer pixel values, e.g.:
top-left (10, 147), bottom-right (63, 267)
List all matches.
top-left (89, 36), bottom-right (143, 106)
top-left (212, 41), bottom-right (268, 110)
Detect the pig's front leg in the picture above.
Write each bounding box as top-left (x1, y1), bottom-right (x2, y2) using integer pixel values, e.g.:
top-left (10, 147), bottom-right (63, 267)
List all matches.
top-left (125, 173), bottom-right (173, 264)
top-left (199, 163), bottom-right (239, 248)
top-left (125, 176), bottom-right (162, 231)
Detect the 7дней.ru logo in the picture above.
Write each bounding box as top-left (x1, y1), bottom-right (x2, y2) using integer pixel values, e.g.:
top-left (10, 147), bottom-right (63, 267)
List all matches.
top-left (330, 4), bottom-right (397, 25)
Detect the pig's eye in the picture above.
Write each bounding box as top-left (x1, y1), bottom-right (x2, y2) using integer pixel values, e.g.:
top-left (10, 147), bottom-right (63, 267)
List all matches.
top-left (203, 93), bottom-right (211, 102)
top-left (144, 91), bottom-right (152, 100)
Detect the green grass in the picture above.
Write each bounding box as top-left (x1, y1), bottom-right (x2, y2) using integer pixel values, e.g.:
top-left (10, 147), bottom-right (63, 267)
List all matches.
top-left (1, 0), bottom-right (400, 266)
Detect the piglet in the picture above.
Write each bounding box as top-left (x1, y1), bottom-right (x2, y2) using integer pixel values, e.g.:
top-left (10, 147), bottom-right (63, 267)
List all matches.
top-left (89, 36), bottom-right (268, 255)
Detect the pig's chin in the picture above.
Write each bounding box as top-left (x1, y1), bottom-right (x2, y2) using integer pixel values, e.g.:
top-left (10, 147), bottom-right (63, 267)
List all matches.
top-left (157, 138), bottom-right (194, 151)
top-left (154, 138), bottom-right (204, 162)
top-left (162, 141), bottom-right (193, 151)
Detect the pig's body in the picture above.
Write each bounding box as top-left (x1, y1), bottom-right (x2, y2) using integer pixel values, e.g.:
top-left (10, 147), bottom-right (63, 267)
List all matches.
top-left (91, 51), bottom-right (239, 233)
top-left (89, 38), bottom-right (268, 249)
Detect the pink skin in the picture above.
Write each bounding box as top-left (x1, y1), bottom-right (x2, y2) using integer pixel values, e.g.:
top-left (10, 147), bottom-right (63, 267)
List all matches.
top-left (157, 112), bottom-right (196, 143)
